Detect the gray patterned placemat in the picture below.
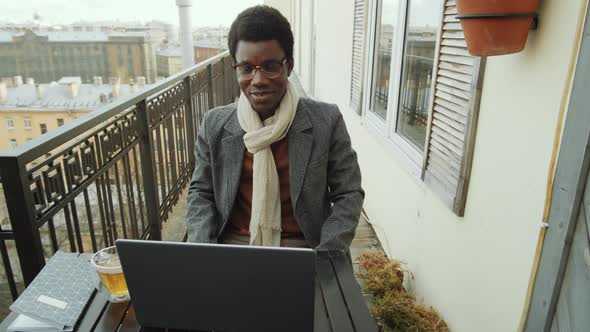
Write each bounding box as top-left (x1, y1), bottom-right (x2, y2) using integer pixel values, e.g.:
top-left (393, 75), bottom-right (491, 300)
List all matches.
top-left (10, 251), bottom-right (99, 329)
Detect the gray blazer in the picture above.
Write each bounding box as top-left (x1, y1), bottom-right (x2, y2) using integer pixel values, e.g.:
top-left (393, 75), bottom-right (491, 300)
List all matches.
top-left (186, 97), bottom-right (364, 250)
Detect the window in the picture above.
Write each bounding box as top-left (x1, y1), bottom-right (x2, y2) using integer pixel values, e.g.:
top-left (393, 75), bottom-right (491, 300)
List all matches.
top-left (128, 46), bottom-right (135, 77)
top-left (396, 3), bottom-right (439, 149)
top-left (26, 138), bottom-right (32, 142)
top-left (40, 123), bottom-right (47, 134)
top-left (368, 0), bottom-right (400, 121)
top-left (364, 0), bottom-right (485, 215)
top-left (9, 139), bottom-right (17, 150)
top-left (24, 117), bottom-right (32, 129)
top-left (5, 118), bottom-right (14, 129)
top-left (57, 118), bottom-right (64, 126)
top-left (118, 46), bottom-right (124, 65)
top-left (367, 0), bottom-right (439, 150)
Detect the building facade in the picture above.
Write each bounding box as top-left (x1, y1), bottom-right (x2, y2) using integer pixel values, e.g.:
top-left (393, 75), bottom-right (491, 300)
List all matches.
top-left (0, 76), bottom-right (150, 152)
top-left (156, 46), bottom-right (183, 77)
top-left (0, 29), bottom-right (158, 84)
top-left (194, 39), bottom-right (226, 64)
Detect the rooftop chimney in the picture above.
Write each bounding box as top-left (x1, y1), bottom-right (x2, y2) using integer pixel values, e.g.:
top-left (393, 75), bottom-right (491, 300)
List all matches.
top-left (99, 93), bottom-right (108, 103)
top-left (67, 82), bottom-right (79, 98)
top-left (0, 82), bottom-right (7, 102)
top-left (93, 76), bottom-right (103, 85)
top-left (136, 76), bottom-right (146, 87)
top-left (14, 76), bottom-right (23, 86)
top-left (129, 79), bottom-right (138, 93)
top-left (26, 77), bottom-right (35, 85)
top-left (35, 84), bottom-right (45, 100)
top-left (110, 77), bottom-right (120, 98)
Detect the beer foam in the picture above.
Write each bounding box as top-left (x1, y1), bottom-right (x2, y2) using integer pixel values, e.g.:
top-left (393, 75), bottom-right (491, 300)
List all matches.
top-left (92, 260), bottom-right (123, 274)
top-left (91, 248), bottom-right (123, 274)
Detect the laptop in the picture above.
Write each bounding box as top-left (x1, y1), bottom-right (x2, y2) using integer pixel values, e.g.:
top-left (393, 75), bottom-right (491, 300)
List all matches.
top-left (115, 239), bottom-right (316, 332)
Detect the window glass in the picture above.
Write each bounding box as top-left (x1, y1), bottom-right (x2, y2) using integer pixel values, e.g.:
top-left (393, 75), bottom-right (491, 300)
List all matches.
top-left (369, 0), bottom-right (401, 121)
top-left (396, 0), bottom-right (440, 149)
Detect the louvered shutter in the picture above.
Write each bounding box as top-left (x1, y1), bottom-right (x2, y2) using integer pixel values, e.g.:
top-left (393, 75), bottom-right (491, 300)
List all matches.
top-left (423, 0), bottom-right (486, 216)
top-left (350, 0), bottom-right (367, 114)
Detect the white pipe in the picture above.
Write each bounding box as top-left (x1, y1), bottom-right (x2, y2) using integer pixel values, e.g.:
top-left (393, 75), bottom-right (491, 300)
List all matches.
top-left (176, 0), bottom-right (194, 69)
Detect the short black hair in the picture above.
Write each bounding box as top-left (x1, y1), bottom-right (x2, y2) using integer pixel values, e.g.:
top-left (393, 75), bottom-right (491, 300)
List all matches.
top-left (228, 5), bottom-right (294, 64)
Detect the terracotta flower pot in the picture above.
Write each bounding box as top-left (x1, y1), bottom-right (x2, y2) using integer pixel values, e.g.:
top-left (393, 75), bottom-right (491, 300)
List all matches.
top-left (456, 0), bottom-right (540, 56)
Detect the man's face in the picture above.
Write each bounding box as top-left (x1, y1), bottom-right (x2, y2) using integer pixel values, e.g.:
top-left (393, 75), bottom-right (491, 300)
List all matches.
top-left (234, 40), bottom-right (292, 116)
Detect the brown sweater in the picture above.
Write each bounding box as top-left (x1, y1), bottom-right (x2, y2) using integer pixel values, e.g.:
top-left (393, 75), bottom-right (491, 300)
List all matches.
top-left (225, 137), bottom-right (304, 239)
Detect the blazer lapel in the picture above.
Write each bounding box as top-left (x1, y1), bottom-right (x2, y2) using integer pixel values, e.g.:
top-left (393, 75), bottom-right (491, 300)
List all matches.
top-left (288, 100), bottom-right (313, 208)
top-left (221, 111), bottom-right (245, 217)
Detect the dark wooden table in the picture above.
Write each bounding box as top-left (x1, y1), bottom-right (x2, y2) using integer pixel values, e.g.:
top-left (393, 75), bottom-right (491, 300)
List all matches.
top-left (0, 251), bottom-right (377, 332)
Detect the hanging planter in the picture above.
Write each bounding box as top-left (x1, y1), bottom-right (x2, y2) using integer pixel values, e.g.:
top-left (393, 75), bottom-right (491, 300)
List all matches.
top-left (456, 0), bottom-right (540, 56)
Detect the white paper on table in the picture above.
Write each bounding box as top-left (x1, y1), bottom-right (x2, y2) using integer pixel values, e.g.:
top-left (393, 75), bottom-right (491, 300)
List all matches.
top-left (7, 314), bottom-right (73, 332)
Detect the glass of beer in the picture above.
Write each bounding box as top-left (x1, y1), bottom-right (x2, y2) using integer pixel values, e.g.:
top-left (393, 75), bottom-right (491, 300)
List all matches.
top-left (91, 246), bottom-right (129, 303)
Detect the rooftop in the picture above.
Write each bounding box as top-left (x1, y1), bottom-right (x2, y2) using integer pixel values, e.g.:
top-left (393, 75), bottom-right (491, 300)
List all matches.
top-left (57, 77), bottom-right (82, 85)
top-left (0, 78), bottom-right (152, 111)
top-left (194, 39), bottom-right (226, 50)
top-left (0, 29), bottom-right (149, 43)
top-left (158, 46), bottom-right (182, 57)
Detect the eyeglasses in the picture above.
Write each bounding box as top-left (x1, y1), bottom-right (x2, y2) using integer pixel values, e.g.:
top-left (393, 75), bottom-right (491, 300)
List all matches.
top-left (232, 58), bottom-right (287, 80)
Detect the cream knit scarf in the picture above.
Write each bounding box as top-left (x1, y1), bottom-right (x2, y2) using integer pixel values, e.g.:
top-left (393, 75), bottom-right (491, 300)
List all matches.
top-left (237, 82), bottom-right (300, 246)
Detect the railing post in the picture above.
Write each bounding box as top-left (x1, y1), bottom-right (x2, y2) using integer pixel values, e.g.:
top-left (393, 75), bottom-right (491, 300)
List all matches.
top-left (0, 156), bottom-right (45, 285)
top-left (207, 63), bottom-right (215, 110)
top-left (224, 56), bottom-right (233, 104)
top-left (136, 99), bottom-right (162, 241)
top-left (219, 58), bottom-right (226, 105)
top-left (183, 75), bottom-right (196, 165)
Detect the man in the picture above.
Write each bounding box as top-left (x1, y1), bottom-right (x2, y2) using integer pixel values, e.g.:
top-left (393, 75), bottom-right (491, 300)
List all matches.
top-left (186, 5), bottom-right (364, 251)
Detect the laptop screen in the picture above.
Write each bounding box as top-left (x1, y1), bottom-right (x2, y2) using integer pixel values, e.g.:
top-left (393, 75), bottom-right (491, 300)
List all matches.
top-left (116, 239), bottom-right (315, 332)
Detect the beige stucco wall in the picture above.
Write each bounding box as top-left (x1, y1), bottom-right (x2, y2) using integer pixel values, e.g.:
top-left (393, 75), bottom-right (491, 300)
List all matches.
top-left (284, 0), bottom-right (588, 330)
top-left (0, 110), bottom-right (89, 151)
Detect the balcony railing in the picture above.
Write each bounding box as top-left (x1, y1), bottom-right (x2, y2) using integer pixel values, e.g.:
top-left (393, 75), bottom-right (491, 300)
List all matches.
top-left (0, 52), bottom-right (239, 306)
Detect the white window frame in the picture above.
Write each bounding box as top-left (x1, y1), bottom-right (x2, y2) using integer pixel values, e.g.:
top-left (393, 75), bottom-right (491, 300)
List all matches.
top-left (24, 117), bottom-right (32, 129)
top-left (5, 118), bottom-right (15, 130)
top-left (9, 139), bottom-right (17, 149)
top-left (363, 0), bottom-right (443, 177)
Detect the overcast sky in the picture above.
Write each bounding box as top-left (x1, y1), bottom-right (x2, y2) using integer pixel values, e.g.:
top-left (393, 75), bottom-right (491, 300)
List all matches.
top-left (382, 0), bottom-right (440, 28)
top-left (1, 0), bottom-right (262, 27)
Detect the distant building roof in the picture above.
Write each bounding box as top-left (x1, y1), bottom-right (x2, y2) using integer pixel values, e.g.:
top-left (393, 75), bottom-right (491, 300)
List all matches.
top-left (157, 47), bottom-right (182, 57)
top-left (194, 39), bottom-right (226, 50)
top-left (0, 79), bottom-right (152, 111)
top-left (0, 30), bottom-right (17, 42)
top-left (0, 29), bottom-right (149, 43)
top-left (57, 77), bottom-right (82, 84)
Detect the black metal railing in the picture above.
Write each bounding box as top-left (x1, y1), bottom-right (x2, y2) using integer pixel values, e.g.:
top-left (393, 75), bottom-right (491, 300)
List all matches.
top-left (0, 52), bottom-right (239, 307)
top-left (399, 60), bottom-right (433, 127)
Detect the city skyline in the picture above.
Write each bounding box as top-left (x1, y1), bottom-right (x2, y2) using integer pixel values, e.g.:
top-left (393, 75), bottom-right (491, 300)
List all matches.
top-left (2, 0), bottom-right (262, 27)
